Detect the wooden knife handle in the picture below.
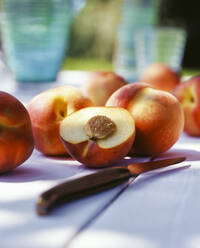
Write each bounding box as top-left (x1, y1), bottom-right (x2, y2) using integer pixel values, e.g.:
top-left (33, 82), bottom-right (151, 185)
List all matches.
top-left (37, 167), bottom-right (132, 215)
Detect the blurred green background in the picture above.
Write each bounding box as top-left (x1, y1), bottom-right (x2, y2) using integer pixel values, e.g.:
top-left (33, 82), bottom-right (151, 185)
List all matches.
top-left (63, 0), bottom-right (121, 71)
top-left (63, 0), bottom-right (199, 77)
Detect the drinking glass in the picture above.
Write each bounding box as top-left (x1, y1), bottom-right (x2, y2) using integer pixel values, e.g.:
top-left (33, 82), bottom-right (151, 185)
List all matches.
top-left (134, 26), bottom-right (187, 75)
top-left (0, 0), bottom-right (84, 83)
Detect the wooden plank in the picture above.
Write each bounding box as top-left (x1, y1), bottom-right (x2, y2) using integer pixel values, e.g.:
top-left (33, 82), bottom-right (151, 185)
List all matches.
top-left (0, 149), bottom-right (146, 247)
top-left (67, 134), bottom-right (200, 248)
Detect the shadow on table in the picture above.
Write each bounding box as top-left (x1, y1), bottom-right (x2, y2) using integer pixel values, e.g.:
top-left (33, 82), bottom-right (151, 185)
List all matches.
top-left (0, 163), bottom-right (89, 183)
top-left (1, 145), bottom-right (199, 183)
top-left (0, 146), bottom-right (152, 183)
top-left (1, 144), bottom-right (199, 248)
top-left (153, 147), bottom-right (200, 161)
top-left (0, 150), bottom-right (85, 183)
top-left (0, 182), bottom-right (128, 248)
top-left (67, 161), bottom-right (200, 248)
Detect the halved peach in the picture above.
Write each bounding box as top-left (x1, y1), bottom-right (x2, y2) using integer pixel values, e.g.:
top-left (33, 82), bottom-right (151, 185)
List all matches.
top-left (59, 107), bottom-right (135, 168)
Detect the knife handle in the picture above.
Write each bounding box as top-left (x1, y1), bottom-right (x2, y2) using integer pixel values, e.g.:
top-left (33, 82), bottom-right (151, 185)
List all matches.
top-left (37, 166), bottom-right (132, 215)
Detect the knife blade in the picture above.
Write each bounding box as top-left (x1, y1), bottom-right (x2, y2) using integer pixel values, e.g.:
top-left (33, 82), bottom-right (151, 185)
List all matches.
top-left (37, 156), bottom-right (185, 215)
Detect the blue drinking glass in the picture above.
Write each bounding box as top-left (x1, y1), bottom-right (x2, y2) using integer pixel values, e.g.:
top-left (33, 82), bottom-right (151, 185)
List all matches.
top-left (0, 0), bottom-right (84, 83)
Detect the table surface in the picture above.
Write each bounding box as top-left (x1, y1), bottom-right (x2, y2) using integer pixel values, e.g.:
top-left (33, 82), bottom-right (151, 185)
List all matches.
top-left (1, 71), bottom-right (200, 248)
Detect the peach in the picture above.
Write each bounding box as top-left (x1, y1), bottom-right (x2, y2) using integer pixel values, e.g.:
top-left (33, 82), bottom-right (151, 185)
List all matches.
top-left (81, 71), bottom-right (127, 106)
top-left (27, 86), bottom-right (93, 156)
top-left (173, 75), bottom-right (200, 136)
top-left (59, 106), bottom-right (135, 167)
top-left (0, 91), bottom-right (34, 173)
top-left (139, 63), bottom-right (180, 93)
top-left (106, 83), bottom-right (184, 156)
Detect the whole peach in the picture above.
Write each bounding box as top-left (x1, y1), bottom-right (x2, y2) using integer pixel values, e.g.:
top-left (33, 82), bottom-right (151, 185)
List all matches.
top-left (27, 86), bottom-right (93, 156)
top-left (173, 75), bottom-right (200, 136)
top-left (106, 83), bottom-right (184, 156)
top-left (81, 71), bottom-right (127, 106)
top-left (139, 63), bottom-right (180, 93)
top-left (0, 92), bottom-right (34, 173)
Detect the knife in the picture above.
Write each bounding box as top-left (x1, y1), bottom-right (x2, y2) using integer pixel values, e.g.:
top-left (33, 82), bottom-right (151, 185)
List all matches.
top-left (37, 156), bottom-right (185, 215)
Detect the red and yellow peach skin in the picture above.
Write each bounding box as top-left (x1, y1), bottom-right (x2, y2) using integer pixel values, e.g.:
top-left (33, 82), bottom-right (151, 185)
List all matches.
top-left (106, 83), bottom-right (184, 156)
top-left (173, 75), bottom-right (200, 136)
top-left (139, 63), bottom-right (180, 93)
top-left (81, 71), bottom-right (127, 106)
top-left (0, 92), bottom-right (34, 173)
top-left (27, 86), bottom-right (93, 156)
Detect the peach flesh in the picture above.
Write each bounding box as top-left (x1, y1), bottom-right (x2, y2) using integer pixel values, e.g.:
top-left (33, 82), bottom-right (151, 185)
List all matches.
top-left (60, 107), bottom-right (135, 167)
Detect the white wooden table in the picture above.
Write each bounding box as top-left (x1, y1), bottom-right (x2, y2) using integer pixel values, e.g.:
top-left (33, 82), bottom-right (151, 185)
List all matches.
top-left (0, 71), bottom-right (199, 248)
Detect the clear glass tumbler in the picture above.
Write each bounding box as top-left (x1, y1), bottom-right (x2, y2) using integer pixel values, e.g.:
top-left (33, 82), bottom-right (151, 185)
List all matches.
top-left (0, 0), bottom-right (82, 83)
top-left (134, 26), bottom-right (187, 75)
top-left (114, 0), bottom-right (160, 82)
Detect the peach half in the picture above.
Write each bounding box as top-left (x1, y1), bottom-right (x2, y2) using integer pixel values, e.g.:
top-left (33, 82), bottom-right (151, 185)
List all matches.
top-left (59, 107), bottom-right (135, 167)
